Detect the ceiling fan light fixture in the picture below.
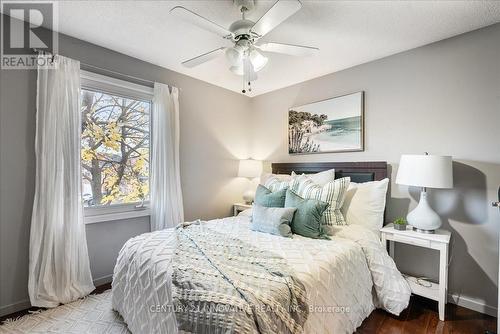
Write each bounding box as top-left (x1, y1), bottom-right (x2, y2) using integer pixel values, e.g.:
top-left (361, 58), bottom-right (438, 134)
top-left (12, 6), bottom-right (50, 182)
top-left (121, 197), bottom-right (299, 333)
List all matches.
top-left (243, 58), bottom-right (258, 82)
top-left (249, 49), bottom-right (268, 72)
top-left (173, 0), bottom-right (315, 91)
top-left (225, 47), bottom-right (243, 66)
top-left (229, 51), bottom-right (267, 76)
top-left (230, 65), bottom-right (244, 75)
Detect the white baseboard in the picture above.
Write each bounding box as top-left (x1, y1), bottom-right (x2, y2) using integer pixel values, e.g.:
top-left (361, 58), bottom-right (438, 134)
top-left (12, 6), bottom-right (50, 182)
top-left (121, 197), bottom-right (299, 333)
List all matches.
top-left (0, 299), bottom-right (31, 318)
top-left (93, 274), bottom-right (113, 287)
top-left (448, 293), bottom-right (497, 317)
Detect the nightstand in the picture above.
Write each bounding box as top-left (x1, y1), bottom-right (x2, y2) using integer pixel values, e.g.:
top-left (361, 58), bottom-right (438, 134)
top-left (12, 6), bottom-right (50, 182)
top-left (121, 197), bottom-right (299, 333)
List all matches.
top-left (380, 224), bottom-right (451, 321)
top-left (233, 203), bottom-right (252, 216)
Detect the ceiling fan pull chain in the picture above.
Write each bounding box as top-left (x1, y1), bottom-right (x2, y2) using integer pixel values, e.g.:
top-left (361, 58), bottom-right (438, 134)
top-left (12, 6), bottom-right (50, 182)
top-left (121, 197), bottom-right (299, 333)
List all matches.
top-left (242, 74), bottom-right (246, 94)
top-left (243, 54), bottom-right (249, 94)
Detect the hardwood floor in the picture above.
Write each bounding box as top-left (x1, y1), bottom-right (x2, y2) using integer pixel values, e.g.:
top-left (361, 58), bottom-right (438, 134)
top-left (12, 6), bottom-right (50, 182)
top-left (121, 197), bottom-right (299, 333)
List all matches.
top-left (357, 295), bottom-right (496, 334)
top-left (1, 284), bottom-right (496, 333)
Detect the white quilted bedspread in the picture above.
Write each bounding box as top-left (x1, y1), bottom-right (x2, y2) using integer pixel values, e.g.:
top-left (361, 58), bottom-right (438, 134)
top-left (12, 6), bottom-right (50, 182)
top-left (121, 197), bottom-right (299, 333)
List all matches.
top-left (112, 216), bottom-right (410, 334)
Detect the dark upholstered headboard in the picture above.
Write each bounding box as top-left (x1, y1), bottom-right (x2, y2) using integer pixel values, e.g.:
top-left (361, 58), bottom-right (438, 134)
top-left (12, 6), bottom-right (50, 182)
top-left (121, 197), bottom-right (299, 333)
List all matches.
top-left (271, 161), bottom-right (387, 183)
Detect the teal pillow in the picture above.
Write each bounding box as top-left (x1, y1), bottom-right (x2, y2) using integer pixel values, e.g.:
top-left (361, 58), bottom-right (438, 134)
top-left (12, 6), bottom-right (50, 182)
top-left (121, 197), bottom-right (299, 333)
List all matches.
top-left (251, 205), bottom-right (296, 238)
top-left (254, 184), bottom-right (286, 207)
top-left (285, 189), bottom-right (330, 239)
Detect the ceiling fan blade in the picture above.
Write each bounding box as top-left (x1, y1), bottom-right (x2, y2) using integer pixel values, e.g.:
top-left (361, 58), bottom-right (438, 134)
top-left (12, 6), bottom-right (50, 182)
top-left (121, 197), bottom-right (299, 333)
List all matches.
top-left (251, 0), bottom-right (302, 38)
top-left (257, 42), bottom-right (319, 56)
top-left (181, 47), bottom-right (226, 68)
top-left (170, 6), bottom-right (233, 39)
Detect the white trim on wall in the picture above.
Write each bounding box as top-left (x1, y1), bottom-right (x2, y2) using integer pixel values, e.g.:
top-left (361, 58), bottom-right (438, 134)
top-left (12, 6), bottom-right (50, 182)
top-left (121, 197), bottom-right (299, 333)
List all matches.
top-left (0, 299), bottom-right (31, 317)
top-left (79, 70), bottom-right (153, 223)
top-left (84, 208), bottom-right (150, 224)
top-left (80, 70), bottom-right (154, 101)
top-left (448, 293), bottom-right (497, 317)
top-left (92, 274), bottom-right (113, 287)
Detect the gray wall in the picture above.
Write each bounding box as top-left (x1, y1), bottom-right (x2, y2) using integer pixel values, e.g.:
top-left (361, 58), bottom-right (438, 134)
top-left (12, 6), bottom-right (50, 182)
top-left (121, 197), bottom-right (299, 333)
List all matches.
top-left (0, 22), bottom-right (252, 315)
top-left (250, 23), bottom-right (500, 314)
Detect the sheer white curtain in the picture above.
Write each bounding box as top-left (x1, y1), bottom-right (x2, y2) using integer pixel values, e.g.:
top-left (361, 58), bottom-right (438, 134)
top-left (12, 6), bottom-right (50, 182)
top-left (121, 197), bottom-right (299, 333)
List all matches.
top-left (29, 55), bottom-right (94, 307)
top-left (150, 83), bottom-right (184, 231)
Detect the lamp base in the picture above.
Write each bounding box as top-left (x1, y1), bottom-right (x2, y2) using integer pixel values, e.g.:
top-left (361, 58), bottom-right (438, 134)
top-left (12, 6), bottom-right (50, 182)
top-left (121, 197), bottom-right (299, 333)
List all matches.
top-left (407, 190), bottom-right (442, 233)
top-left (413, 228), bottom-right (435, 234)
top-left (242, 189), bottom-right (255, 205)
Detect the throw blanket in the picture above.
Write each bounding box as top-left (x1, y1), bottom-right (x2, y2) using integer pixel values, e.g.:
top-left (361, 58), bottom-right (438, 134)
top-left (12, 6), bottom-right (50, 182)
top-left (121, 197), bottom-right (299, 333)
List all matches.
top-left (172, 222), bottom-right (309, 334)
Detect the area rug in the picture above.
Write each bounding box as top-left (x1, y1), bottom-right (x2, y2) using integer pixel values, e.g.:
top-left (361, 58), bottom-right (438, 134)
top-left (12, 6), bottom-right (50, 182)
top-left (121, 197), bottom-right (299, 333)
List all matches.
top-left (0, 291), bottom-right (129, 334)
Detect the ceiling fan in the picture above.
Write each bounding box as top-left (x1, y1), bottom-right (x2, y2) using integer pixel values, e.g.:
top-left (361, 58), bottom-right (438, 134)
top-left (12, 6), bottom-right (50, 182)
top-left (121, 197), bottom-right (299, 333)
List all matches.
top-left (170, 0), bottom-right (319, 93)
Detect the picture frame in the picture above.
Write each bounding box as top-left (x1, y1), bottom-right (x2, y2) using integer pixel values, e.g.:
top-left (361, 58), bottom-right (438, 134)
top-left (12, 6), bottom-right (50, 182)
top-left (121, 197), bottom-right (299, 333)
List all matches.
top-left (288, 91), bottom-right (364, 154)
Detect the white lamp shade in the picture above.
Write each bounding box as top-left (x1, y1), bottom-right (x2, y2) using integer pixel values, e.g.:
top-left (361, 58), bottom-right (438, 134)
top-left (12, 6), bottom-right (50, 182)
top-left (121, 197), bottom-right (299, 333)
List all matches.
top-left (225, 47), bottom-right (243, 66)
top-left (230, 65), bottom-right (244, 76)
top-left (227, 49), bottom-right (268, 76)
top-left (396, 154), bottom-right (453, 189)
top-left (238, 159), bottom-right (262, 178)
top-left (249, 49), bottom-right (268, 72)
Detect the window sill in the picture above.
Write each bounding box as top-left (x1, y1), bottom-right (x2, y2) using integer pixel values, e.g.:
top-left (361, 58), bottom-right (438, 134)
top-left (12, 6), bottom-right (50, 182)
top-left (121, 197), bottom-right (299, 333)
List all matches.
top-left (84, 208), bottom-right (150, 224)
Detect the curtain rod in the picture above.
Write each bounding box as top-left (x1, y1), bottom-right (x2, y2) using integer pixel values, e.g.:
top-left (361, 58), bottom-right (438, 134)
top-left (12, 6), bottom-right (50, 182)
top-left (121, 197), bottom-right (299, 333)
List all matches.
top-left (32, 48), bottom-right (180, 91)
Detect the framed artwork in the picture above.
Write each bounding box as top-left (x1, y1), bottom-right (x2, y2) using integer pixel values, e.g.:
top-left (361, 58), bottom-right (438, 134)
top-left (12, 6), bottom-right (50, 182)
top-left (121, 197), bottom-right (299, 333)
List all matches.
top-left (288, 91), bottom-right (364, 154)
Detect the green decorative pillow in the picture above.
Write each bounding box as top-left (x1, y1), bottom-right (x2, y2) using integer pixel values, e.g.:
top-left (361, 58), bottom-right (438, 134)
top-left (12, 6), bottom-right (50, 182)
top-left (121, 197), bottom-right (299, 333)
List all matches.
top-left (284, 189), bottom-right (330, 239)
top-left (251, 204), bottom-right (296, 238)
top-left (254, 184), bottom-right (286, 207)
top-left (290, 176), bottom-right (350, 235)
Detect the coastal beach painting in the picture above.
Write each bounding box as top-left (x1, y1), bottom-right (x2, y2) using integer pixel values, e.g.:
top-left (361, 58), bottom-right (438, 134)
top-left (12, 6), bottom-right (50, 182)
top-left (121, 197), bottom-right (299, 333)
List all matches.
top-left (288, 92), bottom-right (364, 154)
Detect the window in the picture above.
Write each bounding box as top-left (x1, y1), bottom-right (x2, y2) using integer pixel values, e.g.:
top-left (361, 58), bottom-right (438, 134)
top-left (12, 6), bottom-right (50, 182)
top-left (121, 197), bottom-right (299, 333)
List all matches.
top-left (80, 71), bottom-right (153, 222)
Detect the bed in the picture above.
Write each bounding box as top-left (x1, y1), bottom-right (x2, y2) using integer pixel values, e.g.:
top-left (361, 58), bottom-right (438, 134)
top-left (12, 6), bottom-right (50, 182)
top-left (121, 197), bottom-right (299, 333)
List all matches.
top-left (111, 162), bottom-right (411, 334)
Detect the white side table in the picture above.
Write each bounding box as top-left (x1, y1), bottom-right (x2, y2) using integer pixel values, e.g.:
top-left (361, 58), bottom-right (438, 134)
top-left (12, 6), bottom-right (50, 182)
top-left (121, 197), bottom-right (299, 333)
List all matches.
top-left (233, 203), bottom-right (252, 216)
top-left (380, 224), bottom-right (451, 321)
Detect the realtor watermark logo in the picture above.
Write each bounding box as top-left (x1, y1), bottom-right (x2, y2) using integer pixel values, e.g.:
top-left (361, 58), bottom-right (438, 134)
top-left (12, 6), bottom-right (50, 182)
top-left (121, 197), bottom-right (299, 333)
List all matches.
top-left (1, 0), bottom-right (58, 69)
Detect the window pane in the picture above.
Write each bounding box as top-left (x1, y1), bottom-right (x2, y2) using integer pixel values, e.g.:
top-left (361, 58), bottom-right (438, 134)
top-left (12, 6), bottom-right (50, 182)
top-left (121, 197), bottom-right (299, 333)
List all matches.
top-left (81, 89), bottom-right (150, 207)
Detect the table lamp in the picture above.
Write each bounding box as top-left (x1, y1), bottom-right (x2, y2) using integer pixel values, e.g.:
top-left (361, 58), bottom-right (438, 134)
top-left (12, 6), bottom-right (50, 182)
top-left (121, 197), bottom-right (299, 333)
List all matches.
top-left (238, 159), bottom-right (263, 204)
top-left (396, 153), bottom-right (453, 233)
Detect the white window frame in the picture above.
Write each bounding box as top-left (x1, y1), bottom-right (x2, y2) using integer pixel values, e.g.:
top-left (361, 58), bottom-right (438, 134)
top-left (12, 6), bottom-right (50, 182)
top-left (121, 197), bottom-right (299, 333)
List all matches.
top-left (80, 70), bottom-right (154, 224)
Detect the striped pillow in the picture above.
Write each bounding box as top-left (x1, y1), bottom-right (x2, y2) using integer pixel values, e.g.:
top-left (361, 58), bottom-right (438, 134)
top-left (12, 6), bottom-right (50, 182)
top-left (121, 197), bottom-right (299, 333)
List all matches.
top-left (290, 174), bottom-right (309, 192)
top-left (264, 175), bottom-right (291, 192)
top-left (290, 176), bottom-right (351, 234)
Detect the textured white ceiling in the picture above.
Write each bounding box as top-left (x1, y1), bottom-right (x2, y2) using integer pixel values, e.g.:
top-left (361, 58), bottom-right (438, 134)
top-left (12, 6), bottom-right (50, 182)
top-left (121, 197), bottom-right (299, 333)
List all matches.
top-left (50, 1), bottom-right (500, 96)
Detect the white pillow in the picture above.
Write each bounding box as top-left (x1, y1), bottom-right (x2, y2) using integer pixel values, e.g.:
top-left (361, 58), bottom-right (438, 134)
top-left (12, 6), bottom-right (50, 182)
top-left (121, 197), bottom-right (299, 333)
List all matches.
top-left (260, 168), bottom-right (335, 187)
top-left (341, 178), bottom-right (389, 232)
top-left (264, 176), bottom-right (291, 192)
top-left (260, 173), bottom-right (292, 185)
top-left (291, 168), bottom-right (335, 186)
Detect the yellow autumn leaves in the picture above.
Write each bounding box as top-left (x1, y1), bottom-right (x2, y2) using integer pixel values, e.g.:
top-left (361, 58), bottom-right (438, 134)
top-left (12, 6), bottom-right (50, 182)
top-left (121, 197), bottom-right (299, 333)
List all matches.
top-left (81, 122), bottom-right (122, 161)
top-left (81, 90), bottom-right (150, 207)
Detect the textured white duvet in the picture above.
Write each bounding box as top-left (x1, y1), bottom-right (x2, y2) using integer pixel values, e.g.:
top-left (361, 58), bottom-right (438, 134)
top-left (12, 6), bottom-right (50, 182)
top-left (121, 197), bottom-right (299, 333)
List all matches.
top-left (112, 216), bottom-right (410, 334)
